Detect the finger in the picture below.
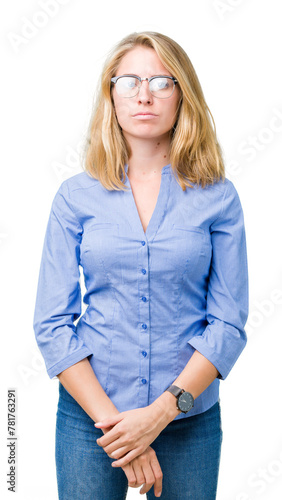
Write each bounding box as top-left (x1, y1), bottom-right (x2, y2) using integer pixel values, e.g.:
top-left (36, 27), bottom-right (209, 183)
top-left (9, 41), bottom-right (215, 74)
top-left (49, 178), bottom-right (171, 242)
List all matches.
top-left (139, 464), bottom-right (154, 495)
top-left (131, 461), bottom-right (146, 488)
top-left (112, 447), bottom-right (144, 468)
top-left (94, 422), bottom-right (115, 429)
top-left (103, 432), bottom-right (136, 456)
top-left (95, 414), bottom-right (122, 428)
top-left (108, 445), bottom-right (129, 459)
top-left (150, 454), bottom-right (163, 498)
top-left (122, 463), bottom-right (139, 489)
top-left (102, 438), bottom-right (124, 455)
top-left (96, 428), bottom-right (121, 447)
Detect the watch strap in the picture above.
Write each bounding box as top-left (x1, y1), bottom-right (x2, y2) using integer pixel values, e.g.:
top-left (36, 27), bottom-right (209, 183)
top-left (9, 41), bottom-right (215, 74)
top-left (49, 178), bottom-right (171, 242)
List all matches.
top-left (165, 384), bottom-right (184, 398)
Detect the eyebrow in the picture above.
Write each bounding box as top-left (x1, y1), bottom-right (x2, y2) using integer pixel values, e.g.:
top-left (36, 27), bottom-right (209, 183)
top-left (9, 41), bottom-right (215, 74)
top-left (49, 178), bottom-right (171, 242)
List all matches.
top-left (112, 74), bottom-right (175, 80)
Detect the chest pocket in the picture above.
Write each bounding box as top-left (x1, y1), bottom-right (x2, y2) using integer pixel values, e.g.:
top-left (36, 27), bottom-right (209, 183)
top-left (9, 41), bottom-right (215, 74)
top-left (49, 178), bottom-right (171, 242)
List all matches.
top-left (171, 224), bottom-right (211, 278)
top-left (80, 222), bottom-right (123, 285)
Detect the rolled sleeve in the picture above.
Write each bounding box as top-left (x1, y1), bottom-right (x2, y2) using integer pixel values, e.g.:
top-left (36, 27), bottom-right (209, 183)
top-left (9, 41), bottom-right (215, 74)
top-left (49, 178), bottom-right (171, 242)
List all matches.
top-left (33, 181), bottom-right (92, 379)
top-left (188, 180), bottom-right (249, 380)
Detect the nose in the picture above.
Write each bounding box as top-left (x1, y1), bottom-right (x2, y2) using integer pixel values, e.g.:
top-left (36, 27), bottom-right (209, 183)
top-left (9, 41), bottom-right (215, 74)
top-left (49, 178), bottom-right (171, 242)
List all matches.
top-left (137, 79), bottom-right (153, 104)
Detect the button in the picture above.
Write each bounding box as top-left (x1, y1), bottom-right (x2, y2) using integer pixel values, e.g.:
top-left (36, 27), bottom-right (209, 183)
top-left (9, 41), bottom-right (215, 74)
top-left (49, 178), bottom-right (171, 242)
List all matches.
top-left (141, 378), bottom-right (147, 384)
top-left (141, 241), bottom-right (146, 246)
top-left (142, 323), bottom-right (147, 330)
top-left (141, 269), bottom-right (146, 275)
top-left (142, 351), bottom-right (147, 357)
top-left (141, 296), bottom-right (147, 302)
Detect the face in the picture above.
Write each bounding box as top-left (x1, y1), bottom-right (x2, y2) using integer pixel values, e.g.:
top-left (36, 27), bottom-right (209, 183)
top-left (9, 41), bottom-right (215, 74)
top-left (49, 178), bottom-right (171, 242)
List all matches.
top-left (111, 46), bottom-right (180, 144)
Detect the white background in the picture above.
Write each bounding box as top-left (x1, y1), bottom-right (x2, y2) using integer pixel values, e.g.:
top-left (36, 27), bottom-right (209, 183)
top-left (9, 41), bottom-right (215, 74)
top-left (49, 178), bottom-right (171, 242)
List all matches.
top-left (1, 0), bottom-right (282, 499)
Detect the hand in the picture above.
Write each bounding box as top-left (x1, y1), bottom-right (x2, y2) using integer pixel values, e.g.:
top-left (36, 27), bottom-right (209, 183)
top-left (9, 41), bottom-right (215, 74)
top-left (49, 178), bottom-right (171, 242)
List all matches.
top-left (122, 446), bottom-right (163, 497)
top-left (98, 416), bottom-right (163, 496)
top-left (95, 404), bottom-right (172, 467)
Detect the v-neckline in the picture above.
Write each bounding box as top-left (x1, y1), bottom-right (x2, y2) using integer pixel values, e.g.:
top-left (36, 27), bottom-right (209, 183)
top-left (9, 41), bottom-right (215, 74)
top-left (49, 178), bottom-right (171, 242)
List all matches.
top-left (124, 163), bottom-right (171, 240)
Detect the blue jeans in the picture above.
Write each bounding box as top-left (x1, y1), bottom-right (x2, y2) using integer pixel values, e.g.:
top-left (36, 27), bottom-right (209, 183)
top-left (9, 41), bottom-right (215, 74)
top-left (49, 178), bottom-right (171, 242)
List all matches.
top-left (55, 382), bottom-right (223, 499)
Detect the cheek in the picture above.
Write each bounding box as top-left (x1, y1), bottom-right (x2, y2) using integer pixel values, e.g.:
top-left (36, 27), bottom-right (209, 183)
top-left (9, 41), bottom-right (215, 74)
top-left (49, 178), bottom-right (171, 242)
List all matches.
top-left (164, 103), bottom-right (179, 128)
top-left (169, 91), bottom-right (181, 122)
top-left (171, 96), bottom-right (181, 119)
top-left (113, 97), bottom-right (132, 127)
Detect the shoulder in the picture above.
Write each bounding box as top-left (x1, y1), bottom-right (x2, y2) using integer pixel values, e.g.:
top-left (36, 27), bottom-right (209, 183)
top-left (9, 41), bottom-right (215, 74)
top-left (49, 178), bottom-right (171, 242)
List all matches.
top-left (179, 176), bottom-right (243, 227)
top-left (196, 177), bottom-right (241, 209)
top-left (182, 174), bottom-right (236, 196)
top-left (57, 171), bottom-right (100, 198)
top-left (50, 172), bottom-right (101, 220)
top-left (198, 177), bottom-right (237, 197)
top-left (206, 178), bottom-right (244, 226)
top-left (182, 176), bottom-right (239, 209)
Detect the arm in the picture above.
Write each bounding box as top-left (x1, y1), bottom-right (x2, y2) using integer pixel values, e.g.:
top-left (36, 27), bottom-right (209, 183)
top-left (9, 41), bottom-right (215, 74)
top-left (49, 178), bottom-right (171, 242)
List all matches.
top-left (33, 180), bottom-right (119, 420)
top-left (96, 180), bottom-right (249, 466)
top-left (95, 350), bottom-right (219, 466)
top-left (57, 357), bottom-right (119, 422)
top-left (33, 181), bottom-right (93, 378)
top-left (152, 349), bottom-right (220, 419)
top-left (57, 357), bottom-right (163, 497)
top-left (33, 181), bottom-right (162, 495)
top-left (57, 352), bottom-right (212, 489)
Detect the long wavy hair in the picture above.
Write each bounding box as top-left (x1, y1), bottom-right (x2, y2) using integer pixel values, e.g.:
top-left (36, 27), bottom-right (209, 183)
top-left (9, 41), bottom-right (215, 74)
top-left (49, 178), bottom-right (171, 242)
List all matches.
top-left (83, 31), bottom-right (225, 191)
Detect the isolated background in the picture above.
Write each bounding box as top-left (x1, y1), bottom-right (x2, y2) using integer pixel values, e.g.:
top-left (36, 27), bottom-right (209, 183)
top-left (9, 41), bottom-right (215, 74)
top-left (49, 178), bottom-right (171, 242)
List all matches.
top-left (1, 0), bottom-right (282, 498)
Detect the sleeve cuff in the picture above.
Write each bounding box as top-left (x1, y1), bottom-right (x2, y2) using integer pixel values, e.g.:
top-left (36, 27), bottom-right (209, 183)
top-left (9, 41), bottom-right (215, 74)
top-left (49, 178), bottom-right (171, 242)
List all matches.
top-left (188, 323), bottom-right (247, 380)
top-left (47, 348), bottom-right (93, 379)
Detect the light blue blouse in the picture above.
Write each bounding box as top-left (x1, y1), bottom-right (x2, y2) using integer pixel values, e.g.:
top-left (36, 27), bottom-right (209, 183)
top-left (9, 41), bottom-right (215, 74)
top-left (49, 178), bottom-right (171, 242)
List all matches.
top-left (33, 163), bottom-right (248, 419)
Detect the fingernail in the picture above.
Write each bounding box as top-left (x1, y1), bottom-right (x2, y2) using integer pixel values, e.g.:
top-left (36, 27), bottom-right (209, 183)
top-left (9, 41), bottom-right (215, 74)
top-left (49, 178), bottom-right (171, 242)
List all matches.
top-left (95, 422), bottom-right (101, 426)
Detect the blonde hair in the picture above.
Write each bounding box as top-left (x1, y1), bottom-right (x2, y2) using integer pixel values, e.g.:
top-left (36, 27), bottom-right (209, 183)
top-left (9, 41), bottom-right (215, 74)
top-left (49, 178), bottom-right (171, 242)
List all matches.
top-left (83, 31), bottom-right (225, 191)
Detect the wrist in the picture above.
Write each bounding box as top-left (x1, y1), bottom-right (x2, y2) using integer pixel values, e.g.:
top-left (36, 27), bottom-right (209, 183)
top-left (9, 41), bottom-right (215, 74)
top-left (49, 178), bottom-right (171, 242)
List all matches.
top-left (92, 407), bottom-right (120, 424)
top-left (151, 391), bottom-right (181, 425)
top-left (94, 409), bottom-right (120, 435)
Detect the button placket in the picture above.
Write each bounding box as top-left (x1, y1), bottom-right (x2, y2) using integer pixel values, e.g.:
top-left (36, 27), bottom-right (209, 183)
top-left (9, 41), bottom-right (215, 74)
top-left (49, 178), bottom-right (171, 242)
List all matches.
top-left (138, 239), bottom-right (150, 407)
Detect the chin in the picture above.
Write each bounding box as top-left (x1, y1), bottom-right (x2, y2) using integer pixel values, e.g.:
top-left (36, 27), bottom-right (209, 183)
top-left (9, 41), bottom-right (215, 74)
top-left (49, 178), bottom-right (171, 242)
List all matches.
top-left (123, 127), bottom-right (170, 141)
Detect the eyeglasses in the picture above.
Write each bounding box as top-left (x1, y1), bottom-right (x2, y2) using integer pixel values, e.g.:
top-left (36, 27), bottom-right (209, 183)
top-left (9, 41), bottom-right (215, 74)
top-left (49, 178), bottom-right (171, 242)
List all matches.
top-left (111, 74), bottom-right (178, 99)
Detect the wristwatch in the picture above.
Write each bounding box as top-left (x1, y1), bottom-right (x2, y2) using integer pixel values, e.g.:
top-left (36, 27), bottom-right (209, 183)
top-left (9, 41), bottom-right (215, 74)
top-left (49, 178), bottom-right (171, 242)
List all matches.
top-left (165, 384), bottom-right (194, 414)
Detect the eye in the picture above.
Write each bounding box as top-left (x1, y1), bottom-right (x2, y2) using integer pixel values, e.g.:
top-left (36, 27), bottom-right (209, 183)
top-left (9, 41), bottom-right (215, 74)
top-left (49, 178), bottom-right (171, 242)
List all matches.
top-left (123, 77), bottom-right (138, 89)
top-left (150, 78), bottom-right (169, 91)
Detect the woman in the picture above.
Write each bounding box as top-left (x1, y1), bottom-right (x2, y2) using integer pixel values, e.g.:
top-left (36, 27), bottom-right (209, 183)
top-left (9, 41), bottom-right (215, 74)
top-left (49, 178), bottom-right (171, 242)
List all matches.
top-left (33, 31), bottom-right (249, 499)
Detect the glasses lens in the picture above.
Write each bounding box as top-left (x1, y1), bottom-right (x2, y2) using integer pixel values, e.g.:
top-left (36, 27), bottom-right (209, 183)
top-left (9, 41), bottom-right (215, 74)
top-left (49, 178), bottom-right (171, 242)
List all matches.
top-left (149, 77), bottom-right (175, 98)
top-left (115, 77), bottom-right (139, 97)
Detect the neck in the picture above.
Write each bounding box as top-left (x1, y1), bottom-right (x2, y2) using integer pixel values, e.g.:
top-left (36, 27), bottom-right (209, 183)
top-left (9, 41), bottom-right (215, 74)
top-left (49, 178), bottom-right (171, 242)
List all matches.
top-left (124, 133), bottom-right (171, 180)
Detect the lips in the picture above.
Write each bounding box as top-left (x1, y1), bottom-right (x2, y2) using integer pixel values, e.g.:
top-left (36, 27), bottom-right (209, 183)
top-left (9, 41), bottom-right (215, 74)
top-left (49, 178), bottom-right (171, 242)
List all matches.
top-left (132, 112), bottom-right (158, 120)
top-left (133, 112), bottom-right (157, 116)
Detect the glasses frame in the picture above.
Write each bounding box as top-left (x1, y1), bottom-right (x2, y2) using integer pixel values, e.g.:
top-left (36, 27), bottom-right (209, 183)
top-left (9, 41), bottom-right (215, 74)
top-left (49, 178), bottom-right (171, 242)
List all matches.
top-left (111, 74), bottom-right (178, 99)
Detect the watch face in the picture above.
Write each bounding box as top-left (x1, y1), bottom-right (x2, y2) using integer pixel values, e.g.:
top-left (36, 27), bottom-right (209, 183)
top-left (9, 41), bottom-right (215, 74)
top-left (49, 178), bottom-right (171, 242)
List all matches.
top-left (178, 392), bottom-right (194, 413)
